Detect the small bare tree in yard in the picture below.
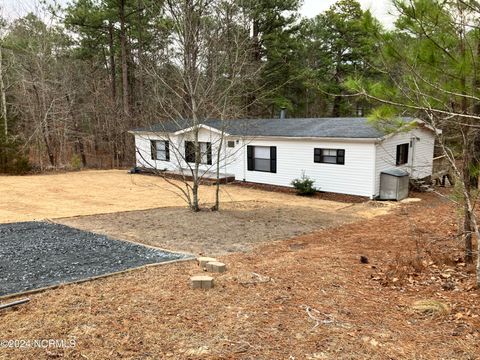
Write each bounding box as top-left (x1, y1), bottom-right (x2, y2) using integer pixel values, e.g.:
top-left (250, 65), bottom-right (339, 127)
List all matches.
top-left (348, 0), bottom-right (480, 286)
top-left (136, 0), bottom-right (259, 212)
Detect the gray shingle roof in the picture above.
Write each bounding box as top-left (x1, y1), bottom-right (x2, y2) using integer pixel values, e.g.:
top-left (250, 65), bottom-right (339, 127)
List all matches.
top-left (131, 117), bottom-right (414, 139)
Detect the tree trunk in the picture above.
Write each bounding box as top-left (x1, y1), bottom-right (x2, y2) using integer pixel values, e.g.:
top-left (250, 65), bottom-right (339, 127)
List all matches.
top-left (137, 2), bottom-right (145, 109)
top-left (331, 95), bottom-right (341, 117)
top-left (108, 22), bottom-right (117, 103)
top-left (464, 203), bottom-right (473, 263)
top-left (461, 180), bottom-right (480, 288)
top-left (77, 139), bottom-right (87, 167)
top-left (191, 110), bottom-right (200, 212)
top-left (213, 128), bottom-right (225, 211)
top-left (119, 0), bottom-right (130, 116)
top-left (0, 44), bottom-right (7, 137)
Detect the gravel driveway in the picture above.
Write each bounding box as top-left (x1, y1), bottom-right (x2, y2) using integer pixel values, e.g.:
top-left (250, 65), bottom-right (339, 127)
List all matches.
top-left (0, 221), bottom-right (189, 297)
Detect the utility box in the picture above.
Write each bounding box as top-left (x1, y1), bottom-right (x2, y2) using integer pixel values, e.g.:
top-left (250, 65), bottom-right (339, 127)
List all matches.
top-left (380, 169), bottom-right (409, 200)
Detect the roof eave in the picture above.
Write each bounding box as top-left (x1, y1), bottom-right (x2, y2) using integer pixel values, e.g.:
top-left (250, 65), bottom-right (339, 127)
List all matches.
top-left (377, 118), bottom-right (441, 141)
top-left (128, 130), bottom-right (170, 135)
top-left (229, 135), bottom-right (380, 142)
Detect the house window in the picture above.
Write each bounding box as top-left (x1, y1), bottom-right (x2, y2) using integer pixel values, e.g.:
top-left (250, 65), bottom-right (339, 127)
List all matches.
top-left (227, 141), bottom-right (235, 148)
top-left (185, 141), bottom-right (212, 165)
top-left (247, 146), bottom-right (277, 173)
top-left (314, 148), bottom-right (345, 165)
top-left (151, 140), bottom-right (169, 161)
top-left (396, 143), bottom-right (409, 165)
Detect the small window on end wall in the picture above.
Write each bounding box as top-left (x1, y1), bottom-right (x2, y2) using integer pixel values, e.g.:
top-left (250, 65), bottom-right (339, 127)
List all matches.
top-left (314, 148), bottom-right (345, 165)
top-left (396, 143), bottom-right (409, 165)
top-left (151, 140), bottom-right (170, 161)
top-left (227, 141), bottom-right (235, 148)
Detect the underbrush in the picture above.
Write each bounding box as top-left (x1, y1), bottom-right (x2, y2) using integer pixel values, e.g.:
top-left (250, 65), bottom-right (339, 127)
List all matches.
top-left (371, 206), bottom-right (476, 291)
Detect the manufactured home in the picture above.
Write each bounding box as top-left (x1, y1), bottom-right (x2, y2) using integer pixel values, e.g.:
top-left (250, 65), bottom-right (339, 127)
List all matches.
top-left (129, 117), bottom-right (438, 199)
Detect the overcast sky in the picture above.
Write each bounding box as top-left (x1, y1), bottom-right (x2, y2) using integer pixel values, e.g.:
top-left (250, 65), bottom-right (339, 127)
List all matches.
top-left (302, 0), bottom-right (397, 27)
top-left (2, 0), bottom-right (398, 27)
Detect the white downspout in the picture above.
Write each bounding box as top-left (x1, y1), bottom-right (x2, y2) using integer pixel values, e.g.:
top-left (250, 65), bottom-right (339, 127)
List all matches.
top-left (410, 136), bottom-right (417, 178)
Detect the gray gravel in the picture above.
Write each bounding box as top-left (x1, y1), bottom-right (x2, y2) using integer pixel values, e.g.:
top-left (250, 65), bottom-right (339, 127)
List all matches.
top-left (0, 221), bottom-right (189, 297)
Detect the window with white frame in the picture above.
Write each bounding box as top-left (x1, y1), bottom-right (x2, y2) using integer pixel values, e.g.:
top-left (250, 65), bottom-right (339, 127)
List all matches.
top-left (247, 145), bottom-right (277, 173)
top-left (185, 141), bottom-right (212, 165)
top-left (151, 140), bottom-right (169, 161)
top-left (314, 148), bottom-right (345, 165)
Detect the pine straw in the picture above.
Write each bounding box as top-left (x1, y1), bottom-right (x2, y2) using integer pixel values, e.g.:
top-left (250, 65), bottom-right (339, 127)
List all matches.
top-left (1, 192), bottom-right (479, 359)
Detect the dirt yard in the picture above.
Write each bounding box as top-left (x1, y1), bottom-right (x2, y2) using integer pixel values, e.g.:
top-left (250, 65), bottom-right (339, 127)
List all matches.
top-left (57, 201), bottom-right (381, 255)
top-left (1, 192), bottom-right (479, 359)
top-left (0, 170), bottom-right (389, 224)
top-left (0, 170), bottom-right (392, 255)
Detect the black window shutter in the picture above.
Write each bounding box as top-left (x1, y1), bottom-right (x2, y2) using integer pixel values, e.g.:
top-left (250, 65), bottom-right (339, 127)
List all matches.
top-left (314, 148), bottom-right (321, 163)
top-left (337, 149), bottom-right (345, 165)
top-left (207, 142), bottom-right (212, 165)
top-left (270, 146), bottom-right (277, 173)
top-left (151, 140), bottom-right (157, 160)
top-left (165, 141), bottom-right (170, 161)
top-left (247, 146), bottom-right (254, 171)
top-left (396, 145), bottom-right (401, 165)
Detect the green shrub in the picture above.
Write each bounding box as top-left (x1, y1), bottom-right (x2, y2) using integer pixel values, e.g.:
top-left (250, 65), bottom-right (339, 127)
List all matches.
top-left (0, 137), bottom-right (31, 175)
top-left (70, 154), bottom-right (82, 171)
top-left (10, 156), bottom-right (31, 174)
top-left (291, 173), bottom-right (317, 196)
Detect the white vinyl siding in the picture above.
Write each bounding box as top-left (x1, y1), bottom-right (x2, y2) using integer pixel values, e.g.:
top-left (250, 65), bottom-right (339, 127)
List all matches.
top-left (374, 127), bottom-right (435, 196)
top-left (133, 124), bottom-right (436, 199)
top-left (238, 138), bottom-right (376, 197)
top-left (134, 128), bottom-right (230, 174)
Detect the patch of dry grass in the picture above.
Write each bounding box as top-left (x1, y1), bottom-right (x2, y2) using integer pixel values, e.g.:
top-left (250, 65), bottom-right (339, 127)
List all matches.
top-left (0, 170), bottom-right (388, 224)
top-left (412, 300), bottom-right (451, 317)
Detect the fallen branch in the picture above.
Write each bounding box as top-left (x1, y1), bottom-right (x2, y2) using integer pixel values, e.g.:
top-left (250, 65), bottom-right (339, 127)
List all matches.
top-left (0, 298), bottom-right (30, 310)
top-left (300, 305), bottom-right (334, 329)
top-left (239, 272), bottom-right (273, 287)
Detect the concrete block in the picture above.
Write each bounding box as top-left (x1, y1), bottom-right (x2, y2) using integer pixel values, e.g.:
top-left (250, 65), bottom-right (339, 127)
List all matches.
top-left (197, 257), bottom-right (218, 268)
top-left (206, 261), bottom-right (226, 273)
top-left (190, 275), bottom-right (214, 289)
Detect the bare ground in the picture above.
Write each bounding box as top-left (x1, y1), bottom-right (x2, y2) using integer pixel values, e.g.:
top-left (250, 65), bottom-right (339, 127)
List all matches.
top-left (0, 170), bottom-right (387, 224)
top-left (56, 201), bottom-right (378, 255)
top-left (1, 192), bottom-right (479, 359)
top-left (0, 170), bottom-right (392, 255)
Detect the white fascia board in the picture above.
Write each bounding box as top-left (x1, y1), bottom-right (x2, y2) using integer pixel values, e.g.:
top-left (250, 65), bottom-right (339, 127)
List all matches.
top-left (128, 131), bottom-right (170, 137)
top-left (173, 124), bottom-right (230, 136)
